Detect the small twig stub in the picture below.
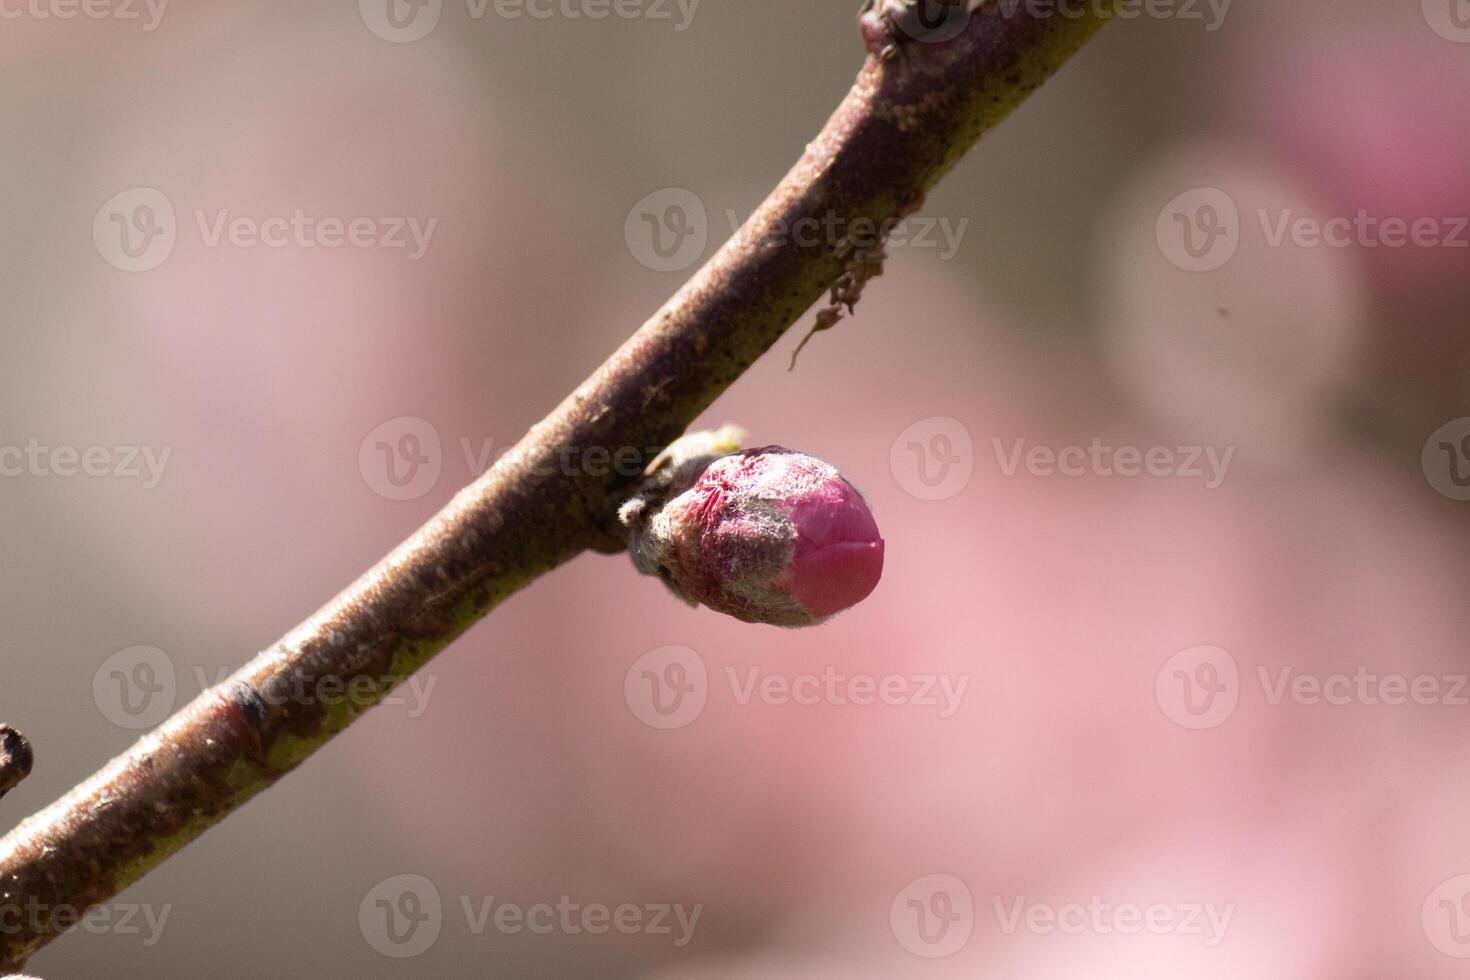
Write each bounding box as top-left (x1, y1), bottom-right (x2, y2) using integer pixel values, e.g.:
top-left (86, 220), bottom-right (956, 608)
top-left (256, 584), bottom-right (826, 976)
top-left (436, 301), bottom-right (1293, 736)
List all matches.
top-left (0, 726), bottom-right (33, 801)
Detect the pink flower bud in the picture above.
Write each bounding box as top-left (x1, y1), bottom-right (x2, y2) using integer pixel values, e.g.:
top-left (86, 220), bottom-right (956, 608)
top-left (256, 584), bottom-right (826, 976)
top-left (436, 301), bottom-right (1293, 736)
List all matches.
top-left (625, 447), bottom-right (885, 627)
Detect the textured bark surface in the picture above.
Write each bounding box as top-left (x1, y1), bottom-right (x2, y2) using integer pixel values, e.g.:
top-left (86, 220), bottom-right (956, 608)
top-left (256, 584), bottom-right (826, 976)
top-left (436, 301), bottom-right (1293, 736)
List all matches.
top-left (0, 728), bottom-right (31, 802)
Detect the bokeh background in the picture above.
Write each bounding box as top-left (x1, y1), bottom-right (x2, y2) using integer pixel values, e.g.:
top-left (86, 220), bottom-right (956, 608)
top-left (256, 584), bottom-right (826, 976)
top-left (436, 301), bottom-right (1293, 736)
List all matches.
top-left (3, 0), bottom-right (1470, 976)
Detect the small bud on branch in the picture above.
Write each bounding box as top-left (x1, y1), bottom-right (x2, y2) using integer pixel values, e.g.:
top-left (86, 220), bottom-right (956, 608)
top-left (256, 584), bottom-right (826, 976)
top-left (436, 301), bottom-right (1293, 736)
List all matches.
top-left (624, 434), bottom-right (885, 627)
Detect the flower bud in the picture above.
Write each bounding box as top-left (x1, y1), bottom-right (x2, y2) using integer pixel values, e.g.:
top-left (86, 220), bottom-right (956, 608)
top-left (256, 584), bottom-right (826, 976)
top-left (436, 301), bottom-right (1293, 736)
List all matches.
top-left (624, 446), bottom-right (885, 627)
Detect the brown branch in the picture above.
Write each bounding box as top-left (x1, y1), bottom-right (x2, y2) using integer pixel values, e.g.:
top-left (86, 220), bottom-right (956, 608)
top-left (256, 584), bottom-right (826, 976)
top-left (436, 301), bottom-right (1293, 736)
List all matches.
top-left (0, 728), bottom-right (31, 803)
top-left (0, 1), bottom-right (1116, 968)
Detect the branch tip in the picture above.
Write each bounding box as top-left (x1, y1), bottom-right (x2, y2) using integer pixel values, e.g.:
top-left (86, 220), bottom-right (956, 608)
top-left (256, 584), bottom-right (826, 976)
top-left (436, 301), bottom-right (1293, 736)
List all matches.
top-left (0, 727), bottom-right (33, 802)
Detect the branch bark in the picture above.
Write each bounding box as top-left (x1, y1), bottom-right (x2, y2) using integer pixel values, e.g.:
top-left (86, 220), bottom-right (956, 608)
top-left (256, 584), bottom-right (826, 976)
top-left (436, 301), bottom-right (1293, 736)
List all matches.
top-left (0, 728), bottom-right (31, 803)
top-left (0, 2), bottom-right (1115, 967)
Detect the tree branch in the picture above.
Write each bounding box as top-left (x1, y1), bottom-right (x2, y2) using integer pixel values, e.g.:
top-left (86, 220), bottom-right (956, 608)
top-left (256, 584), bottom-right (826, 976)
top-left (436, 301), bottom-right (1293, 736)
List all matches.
top-left (0, 1), bottom-right (1115, 967)
top-left (0, 728), bottom-right (31, 803)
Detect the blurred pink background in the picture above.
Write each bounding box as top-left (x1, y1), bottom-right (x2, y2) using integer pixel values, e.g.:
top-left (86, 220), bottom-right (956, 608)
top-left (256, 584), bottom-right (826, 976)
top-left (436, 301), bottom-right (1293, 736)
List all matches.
top-left (3, 1), bottom-right (1469, 976)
